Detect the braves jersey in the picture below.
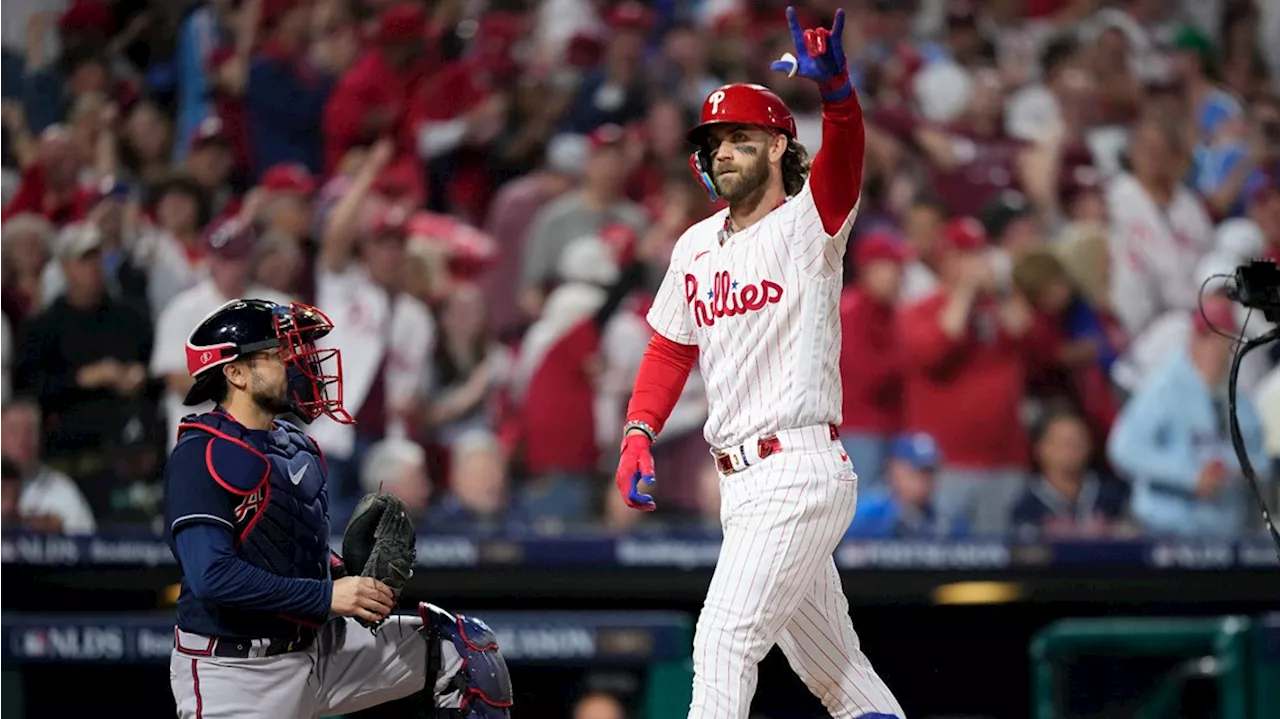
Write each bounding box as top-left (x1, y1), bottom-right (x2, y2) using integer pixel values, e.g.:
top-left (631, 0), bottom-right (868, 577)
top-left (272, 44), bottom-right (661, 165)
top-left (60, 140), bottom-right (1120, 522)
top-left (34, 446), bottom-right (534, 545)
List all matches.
top-left (647, 181), bottom-right (857, 449)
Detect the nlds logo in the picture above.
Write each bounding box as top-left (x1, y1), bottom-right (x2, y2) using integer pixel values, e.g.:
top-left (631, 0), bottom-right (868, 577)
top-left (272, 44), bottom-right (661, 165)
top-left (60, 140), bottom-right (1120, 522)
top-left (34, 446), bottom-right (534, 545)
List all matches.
top-left (19, 627), bottom-right (125, 660)
top-left (685, 271), bottom-right (783, 327)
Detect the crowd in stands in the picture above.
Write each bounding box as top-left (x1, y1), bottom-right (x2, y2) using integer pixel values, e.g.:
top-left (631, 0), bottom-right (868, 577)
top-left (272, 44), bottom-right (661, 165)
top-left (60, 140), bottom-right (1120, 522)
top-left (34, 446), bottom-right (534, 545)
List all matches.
top-left (1, 0), bottom-right (1278, 540)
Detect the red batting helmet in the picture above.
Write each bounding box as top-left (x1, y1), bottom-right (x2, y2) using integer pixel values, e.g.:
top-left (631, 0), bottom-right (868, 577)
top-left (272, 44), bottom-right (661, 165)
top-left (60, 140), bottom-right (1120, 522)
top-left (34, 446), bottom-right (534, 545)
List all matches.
top-left (687, 84), bottom-right (796, 201)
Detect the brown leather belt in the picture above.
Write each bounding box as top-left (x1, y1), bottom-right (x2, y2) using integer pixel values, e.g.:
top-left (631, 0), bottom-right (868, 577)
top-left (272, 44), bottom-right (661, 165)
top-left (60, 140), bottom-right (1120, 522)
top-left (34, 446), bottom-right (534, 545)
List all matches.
top-left (714, 424), bottom-right (839, 476)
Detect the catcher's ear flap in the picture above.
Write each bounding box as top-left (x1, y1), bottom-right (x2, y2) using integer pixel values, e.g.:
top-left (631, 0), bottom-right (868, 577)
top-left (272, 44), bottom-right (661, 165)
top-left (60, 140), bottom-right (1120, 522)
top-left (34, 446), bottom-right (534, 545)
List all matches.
top-left (341, 493), bottom-right (386, 577)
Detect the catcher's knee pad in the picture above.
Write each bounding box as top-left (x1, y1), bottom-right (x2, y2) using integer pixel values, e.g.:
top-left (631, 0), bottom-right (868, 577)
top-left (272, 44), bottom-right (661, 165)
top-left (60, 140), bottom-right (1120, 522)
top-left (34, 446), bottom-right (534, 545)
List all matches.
top-left (419, 602), bottom-right (513, 719)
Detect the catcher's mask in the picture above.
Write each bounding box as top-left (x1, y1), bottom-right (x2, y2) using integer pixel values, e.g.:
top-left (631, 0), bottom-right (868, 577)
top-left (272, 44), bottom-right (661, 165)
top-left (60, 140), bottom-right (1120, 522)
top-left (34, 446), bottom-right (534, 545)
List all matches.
top-left (687, 83), bottom-right (797, 201)
top-left (184, 299), bottom-right (353, 424)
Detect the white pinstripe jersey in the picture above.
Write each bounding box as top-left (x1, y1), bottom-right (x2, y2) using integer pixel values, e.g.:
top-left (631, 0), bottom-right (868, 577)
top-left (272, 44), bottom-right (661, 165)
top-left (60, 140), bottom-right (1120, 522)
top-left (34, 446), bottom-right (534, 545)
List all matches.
top-left (647, 180), bottom-right (857, 449)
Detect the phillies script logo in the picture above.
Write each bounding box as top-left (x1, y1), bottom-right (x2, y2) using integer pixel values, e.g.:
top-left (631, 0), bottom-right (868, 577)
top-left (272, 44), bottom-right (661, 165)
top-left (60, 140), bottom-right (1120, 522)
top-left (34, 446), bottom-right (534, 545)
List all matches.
top-left (685, 272), bottom-right (783, 327)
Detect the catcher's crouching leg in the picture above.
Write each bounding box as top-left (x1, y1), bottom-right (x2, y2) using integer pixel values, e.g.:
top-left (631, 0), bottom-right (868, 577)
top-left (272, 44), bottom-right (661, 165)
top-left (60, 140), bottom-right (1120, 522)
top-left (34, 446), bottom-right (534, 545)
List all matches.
top-left (418, 602), bottom-right (513, 719)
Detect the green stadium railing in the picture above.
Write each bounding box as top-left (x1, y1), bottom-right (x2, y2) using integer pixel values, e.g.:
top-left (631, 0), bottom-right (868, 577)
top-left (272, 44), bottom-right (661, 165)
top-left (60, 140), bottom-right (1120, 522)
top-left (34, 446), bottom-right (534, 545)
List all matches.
top-left (1030, 615), bottom-right (1280, 719)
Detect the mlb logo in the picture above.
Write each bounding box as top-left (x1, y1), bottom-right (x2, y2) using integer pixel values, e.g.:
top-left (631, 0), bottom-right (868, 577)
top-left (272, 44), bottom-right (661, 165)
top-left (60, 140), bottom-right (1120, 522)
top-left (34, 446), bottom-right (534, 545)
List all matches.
top-left (23, 630), bottom-right (48, 657)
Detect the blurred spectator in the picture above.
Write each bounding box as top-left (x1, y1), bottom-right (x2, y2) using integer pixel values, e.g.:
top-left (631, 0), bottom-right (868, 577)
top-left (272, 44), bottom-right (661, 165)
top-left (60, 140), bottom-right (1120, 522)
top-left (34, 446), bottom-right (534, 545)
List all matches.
top-left (1257, 364), bottom-right (1280, 478)
top-left (0, 0), bottom-right (1273, 544)
top-left (1012, 405), bottom-right (1129, 539)
top-left (881, 62), bottom-right (1035, 217)
top-left (490, 68), bottom-right (577, 183)
top-left (409, 11), bottom-right (519, 224)
top-left (652, 23), bottom-right (723, 115)
top-left (311, 141), bottom-right (435, 500)
top-left (518, 125), bottom-right (647, 319)
top-left (898, 193), bottom-right (948, 303)
top-left (847, 432), bottom-right (961, 539)
top-left (1172, 25), bottom-right (1240, 148)
top-left (16, 6), bottom-right (121, 137)
top-left (839, 231), bottom-right (907, 493)
top-left (1106, 114), bottom-right (1216, 341)
top-left (134, 174), bottom-right (213, 317)
top-left (572, 691), bottom-right (627, 719)
top-left (482, 133), bottom-right (587, 336)
top-left (1107, 297), bottom-right (1267, 537)
top-left (1, 456), bottom-right (21, 526)
top-left (150, 214), bottom-right (292, 451)
top-left (899, 217), bottom-right (1031, 535)
top-left (1, 313), bottom-right (11, 402)
top-left (511, 234), bottom-right (646, 525)
top-left (423, 282), bottom-right (505, 447)
top-left (184, 117), bottom-right (236, 209)
top-left (1014, 247), bottom-right (1122, 445)
top-left (14, 222), bottom-right (154, 471)
top-left (1, 212), bottom-right (55, 330)
top-left (244, 0), bottom-right (337, 177)
top-left (981, 190), bottom-right (1042, 294)
top-left (1086, 0), bottom-right (1179, 85)
top-left (1005, 35), bottom-right (1091, 146)
top-left (1216, 2), bottom-right (1273, 101)
top-left (322, 1), bottom-right (429, 185)
top-left (3, 126), bottom-right (94, 224)
top-left (428, 429), bottom-right (509, 532)
top-left (77, 436), bottom-right (161, 531)
top-left (359, 437), bottom-right (432, 523)
top-left (1055, 222), bottom-right (1123, 352)
top-left (119, 99), bottom-right (175, 186)
top-left (39, 178), bottom-right (150, 313)
top-left (1210, 162), bottom-right (1280, 271)
top-left (171, 0), bottom-right (239, 167)
top-left (255, 160), bottom-right (319, 297)
top-left (1188, 54), bottom-right (1280, 222)
top-left (1, 397), bottom-right (96, 534)
top-left (560, 3), bottom-right (651, 134)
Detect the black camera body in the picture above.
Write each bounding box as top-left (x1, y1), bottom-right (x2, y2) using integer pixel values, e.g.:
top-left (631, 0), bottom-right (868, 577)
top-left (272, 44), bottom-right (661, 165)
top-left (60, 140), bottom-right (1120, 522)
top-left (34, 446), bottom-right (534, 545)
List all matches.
top-left (1229, 259), bottom-right (1280, 324)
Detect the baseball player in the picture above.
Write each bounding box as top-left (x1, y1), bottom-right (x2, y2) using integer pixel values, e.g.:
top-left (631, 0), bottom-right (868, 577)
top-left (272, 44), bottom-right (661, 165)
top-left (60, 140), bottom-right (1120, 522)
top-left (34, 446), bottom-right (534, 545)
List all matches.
top-left (163, 298), bottom-right (511, 719)
top-left (614, 8), bottom-right (904, 719)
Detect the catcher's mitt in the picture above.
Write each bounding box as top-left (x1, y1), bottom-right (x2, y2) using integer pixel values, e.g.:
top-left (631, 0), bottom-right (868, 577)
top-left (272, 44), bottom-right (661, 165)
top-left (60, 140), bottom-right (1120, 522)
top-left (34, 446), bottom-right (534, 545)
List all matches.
top-left (341, 493), bottom-right (417, 628)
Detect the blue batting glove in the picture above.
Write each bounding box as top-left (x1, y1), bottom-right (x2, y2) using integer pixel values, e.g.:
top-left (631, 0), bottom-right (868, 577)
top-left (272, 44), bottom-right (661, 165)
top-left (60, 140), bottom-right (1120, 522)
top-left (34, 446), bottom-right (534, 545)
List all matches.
top-left (770, 6), bottom-right (853, 103)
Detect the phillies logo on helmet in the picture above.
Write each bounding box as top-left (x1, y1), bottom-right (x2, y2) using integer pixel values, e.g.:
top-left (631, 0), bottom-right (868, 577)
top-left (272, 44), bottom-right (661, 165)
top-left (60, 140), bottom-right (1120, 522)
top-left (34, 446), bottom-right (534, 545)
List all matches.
top-left (684, 272), bottom-right (784, 328)
top-left (199, 351), bottom-right (213, 365)
top-left (708, 90), bottom-right (726, 116)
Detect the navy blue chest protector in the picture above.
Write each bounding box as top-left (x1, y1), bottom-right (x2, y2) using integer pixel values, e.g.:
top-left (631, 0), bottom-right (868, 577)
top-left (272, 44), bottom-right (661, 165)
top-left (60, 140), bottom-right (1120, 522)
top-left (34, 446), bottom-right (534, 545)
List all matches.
top-left (176, 411), bottom-right (330, 637)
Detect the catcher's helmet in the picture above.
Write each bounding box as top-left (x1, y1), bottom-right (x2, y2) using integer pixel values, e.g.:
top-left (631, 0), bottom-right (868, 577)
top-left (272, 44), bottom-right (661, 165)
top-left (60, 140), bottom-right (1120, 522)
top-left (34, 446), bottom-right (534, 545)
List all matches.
top-left (686, 84), bottom-right (796, 200)
top-left (183, 298), bottom-right (353, 424)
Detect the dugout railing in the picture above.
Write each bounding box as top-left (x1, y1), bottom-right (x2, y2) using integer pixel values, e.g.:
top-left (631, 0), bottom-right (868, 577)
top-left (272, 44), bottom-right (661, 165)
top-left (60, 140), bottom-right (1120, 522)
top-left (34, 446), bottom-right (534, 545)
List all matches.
top-left (1030, 614), bottom-right (1280, 719)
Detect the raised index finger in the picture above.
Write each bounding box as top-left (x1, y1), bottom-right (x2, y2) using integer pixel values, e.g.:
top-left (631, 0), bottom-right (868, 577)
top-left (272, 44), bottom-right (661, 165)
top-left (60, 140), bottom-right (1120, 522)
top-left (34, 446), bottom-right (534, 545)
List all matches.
top-left (831, 7), bottom-right (845, 39)
top-left (785, 6), bottom-right (804, 48)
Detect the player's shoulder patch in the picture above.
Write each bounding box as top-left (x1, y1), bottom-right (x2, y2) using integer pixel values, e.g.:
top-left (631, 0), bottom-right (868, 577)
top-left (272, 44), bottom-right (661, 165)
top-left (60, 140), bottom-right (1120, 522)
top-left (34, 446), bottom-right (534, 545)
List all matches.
top-left (204, 434), bottom-right (270, 495)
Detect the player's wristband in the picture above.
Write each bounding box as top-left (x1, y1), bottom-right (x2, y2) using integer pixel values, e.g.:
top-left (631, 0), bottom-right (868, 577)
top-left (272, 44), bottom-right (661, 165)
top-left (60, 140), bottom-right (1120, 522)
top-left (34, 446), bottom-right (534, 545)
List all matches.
top-left (818, 72), bottom-right (853, 103)
top-left (622, 420), bottom-right (657, 443)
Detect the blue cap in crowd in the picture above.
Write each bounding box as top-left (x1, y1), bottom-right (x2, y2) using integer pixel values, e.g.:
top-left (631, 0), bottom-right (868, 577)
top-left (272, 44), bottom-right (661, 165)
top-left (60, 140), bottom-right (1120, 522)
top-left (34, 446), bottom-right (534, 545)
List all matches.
top-left (890, 432), bottom-right (942, 470)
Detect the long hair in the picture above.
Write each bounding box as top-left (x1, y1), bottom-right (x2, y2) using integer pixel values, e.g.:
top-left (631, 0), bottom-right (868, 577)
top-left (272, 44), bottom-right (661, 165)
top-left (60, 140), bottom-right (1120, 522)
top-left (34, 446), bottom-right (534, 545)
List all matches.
top-left (782, 138), bottom-right (811, 197)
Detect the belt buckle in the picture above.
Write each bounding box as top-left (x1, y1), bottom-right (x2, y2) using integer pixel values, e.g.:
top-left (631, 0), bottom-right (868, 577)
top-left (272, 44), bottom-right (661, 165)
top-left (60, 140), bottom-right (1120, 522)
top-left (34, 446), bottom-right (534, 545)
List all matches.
top-left (726, 445), bottom-right (749, 473)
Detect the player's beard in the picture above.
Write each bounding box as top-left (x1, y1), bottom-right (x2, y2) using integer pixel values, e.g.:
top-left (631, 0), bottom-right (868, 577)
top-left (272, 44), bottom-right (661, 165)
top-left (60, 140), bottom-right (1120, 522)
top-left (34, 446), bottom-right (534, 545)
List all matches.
top-left (714, 150), bottom-right (770, 205)
top-left (249, 364), bottom-right (293, 417)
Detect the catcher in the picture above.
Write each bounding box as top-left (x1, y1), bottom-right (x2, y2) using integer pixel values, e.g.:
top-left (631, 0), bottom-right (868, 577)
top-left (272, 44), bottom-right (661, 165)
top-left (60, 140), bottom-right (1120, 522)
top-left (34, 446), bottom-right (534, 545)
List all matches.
top-left (163, 298), bottom-right (512, 719)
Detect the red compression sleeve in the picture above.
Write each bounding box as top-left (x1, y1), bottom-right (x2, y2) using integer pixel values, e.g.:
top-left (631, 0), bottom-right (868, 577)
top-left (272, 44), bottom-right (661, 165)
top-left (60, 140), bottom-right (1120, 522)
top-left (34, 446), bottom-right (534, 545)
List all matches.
top-left (626, 333), bottom-right (699, 435)
top-left (807, 90), bottom-right (867, 236)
